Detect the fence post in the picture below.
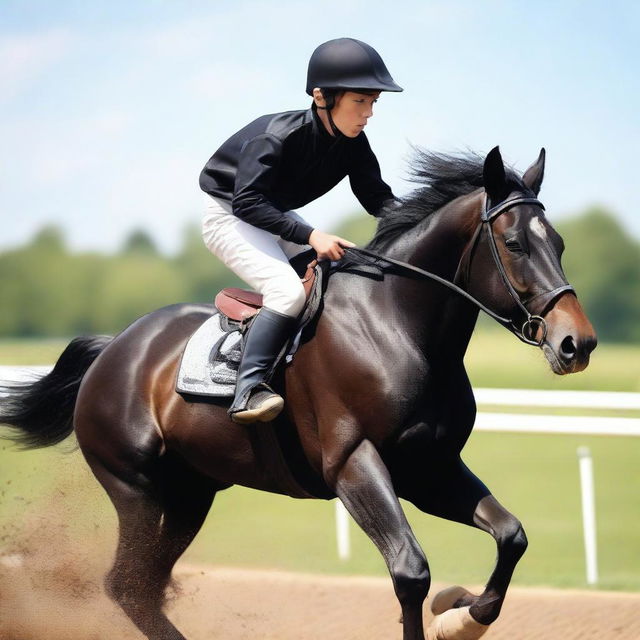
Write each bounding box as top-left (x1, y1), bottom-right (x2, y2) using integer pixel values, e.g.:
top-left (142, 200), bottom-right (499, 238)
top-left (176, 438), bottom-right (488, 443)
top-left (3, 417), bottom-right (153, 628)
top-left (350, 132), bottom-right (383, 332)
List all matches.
top-left (577, 446), bottom-right (598, 585)
top-left (335, 500), bottom-right (351, 561)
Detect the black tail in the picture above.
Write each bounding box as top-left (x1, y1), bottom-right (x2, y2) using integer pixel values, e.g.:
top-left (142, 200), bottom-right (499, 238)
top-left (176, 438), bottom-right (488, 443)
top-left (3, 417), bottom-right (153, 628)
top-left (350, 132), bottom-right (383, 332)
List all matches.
top-left (0, 335), bottom-right (113, 449)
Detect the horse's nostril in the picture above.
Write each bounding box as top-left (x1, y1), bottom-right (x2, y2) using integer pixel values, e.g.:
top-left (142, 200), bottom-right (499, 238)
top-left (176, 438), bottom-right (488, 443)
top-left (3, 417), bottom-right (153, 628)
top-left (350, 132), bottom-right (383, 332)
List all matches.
top-left (560, 335), bottom-right (576, 358)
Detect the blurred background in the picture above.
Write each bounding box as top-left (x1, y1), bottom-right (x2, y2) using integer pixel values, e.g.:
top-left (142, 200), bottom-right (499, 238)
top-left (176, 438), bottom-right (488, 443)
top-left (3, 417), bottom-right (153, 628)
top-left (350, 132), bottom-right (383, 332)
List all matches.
top-left (1, 0), bottom-right (639, 597)
top-left (1, 0), bottom-right (638, 342)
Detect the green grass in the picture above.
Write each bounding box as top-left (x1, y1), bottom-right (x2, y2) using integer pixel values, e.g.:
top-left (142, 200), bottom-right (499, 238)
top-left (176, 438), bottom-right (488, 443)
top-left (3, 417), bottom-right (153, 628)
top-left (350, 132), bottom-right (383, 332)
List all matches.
top-left (0, 338), bottom-right (70, 366)
top-left (1, 432), bottom-right (638, 591)
top-left (466, 327), bottom-right (640, 392)
top-left (0, 334), bottom-right (639, 591)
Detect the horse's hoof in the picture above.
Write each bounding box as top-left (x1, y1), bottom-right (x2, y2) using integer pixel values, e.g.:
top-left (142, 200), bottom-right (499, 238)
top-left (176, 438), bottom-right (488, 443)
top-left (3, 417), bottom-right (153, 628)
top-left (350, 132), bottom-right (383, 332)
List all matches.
top-left (430, 585), bottom-right (476, 615)
top-left (426, 606), bottom-right (489, 640)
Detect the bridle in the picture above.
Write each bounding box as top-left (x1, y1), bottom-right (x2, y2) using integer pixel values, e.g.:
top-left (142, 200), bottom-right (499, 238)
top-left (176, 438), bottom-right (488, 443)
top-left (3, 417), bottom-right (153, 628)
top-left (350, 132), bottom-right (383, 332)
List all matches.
top-left (477, 195), bottom-right (573, 345)
top-left (343, 195), bottom-right (574, 347)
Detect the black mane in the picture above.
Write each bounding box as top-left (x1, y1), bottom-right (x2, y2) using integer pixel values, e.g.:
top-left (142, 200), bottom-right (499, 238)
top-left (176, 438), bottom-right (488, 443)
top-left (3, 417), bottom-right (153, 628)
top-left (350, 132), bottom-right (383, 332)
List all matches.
top-left (367, 148), bottom-right (524, 251)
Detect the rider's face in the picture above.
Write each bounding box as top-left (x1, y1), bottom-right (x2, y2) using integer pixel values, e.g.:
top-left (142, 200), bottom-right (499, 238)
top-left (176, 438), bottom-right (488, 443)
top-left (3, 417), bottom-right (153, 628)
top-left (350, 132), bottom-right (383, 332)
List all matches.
top-left (331, 91), bottom-right (380, 138)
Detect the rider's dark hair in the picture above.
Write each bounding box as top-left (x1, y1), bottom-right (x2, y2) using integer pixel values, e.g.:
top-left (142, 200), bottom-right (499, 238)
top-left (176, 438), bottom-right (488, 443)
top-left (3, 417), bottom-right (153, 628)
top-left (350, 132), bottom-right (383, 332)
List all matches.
top-left (315, 88), bottom-right (377, 110)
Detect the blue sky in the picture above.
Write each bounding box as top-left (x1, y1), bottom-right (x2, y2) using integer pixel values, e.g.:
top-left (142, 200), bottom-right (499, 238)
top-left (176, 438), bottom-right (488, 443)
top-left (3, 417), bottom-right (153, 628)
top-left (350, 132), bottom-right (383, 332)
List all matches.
top-left (1, 0), bottom-right (638, 254)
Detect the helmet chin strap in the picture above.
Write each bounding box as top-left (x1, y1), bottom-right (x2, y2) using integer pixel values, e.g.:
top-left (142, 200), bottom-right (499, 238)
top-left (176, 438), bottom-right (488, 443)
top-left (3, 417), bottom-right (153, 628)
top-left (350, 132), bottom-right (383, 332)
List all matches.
top-left (326, 109), bottom-right (341, 137)
top-left (314, 100), bottom-right (341, 137)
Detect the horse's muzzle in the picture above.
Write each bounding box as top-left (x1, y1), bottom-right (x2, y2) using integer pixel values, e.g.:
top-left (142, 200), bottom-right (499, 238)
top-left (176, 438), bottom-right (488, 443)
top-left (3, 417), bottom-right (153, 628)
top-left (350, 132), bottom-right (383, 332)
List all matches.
top-left (539, 293), bottom-right (597, 374)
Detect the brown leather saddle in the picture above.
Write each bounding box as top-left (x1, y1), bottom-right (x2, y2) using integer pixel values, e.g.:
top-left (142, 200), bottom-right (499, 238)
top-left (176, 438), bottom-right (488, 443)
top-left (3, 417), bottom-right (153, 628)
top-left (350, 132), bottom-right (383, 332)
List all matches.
top-left (214, 259), bottom-right (318, 322)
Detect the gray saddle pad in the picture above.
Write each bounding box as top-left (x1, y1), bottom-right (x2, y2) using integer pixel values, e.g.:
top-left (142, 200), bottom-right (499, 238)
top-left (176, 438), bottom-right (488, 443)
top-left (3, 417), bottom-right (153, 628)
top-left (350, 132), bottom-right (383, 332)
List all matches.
top-left (176, 313), bottom-right (243, 397)
top-left (176, 264), bottom-right (324, 398)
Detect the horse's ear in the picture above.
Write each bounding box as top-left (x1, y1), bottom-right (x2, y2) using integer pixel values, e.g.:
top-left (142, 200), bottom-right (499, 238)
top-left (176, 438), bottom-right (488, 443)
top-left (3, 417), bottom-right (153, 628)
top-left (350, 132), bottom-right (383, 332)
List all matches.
top-left (483, 146), bottom-right (506, 201)
top-left (522, 148), bottom-right (546, 195)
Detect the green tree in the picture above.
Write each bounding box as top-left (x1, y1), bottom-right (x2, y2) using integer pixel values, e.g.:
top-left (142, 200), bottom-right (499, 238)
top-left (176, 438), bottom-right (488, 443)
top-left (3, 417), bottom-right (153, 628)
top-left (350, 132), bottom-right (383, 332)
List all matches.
top-left (120, 229), bottom-right (159, 257)
top-left (30, 225), bottom-right (66, 253)
top-left (331, 211), bottom-right (378, 247)
top-left (0, 249), bottom-right (29, 335)
top-left (174, 222), bottom-right (244, 304)
top-left (0, 227), bottom-right (88, 336)
top-left (556, 208), bottom-right (640, 343)
top-left (2, 209), bottom-right (637, 342)
top-left (90, 255), bottom-right (187, 333)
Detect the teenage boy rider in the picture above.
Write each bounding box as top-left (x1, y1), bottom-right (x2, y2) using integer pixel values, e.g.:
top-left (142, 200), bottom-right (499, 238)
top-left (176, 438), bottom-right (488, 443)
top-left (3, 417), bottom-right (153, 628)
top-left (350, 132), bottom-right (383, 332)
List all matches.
top-left (200, 37), bottom-right (403, 424)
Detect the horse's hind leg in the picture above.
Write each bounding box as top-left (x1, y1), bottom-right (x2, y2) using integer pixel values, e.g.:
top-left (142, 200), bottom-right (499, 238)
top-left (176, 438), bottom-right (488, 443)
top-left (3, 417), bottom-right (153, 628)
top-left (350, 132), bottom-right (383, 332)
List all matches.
top-left (88, 453), bottom-right (217, 640)
top-left (399, 458), bottom-right (527, 637)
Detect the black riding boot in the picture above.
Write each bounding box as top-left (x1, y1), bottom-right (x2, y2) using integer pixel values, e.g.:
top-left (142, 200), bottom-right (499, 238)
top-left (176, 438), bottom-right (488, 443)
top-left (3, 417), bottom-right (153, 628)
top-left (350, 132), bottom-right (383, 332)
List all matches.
top-left (229, 307), bottom-right (297, 425)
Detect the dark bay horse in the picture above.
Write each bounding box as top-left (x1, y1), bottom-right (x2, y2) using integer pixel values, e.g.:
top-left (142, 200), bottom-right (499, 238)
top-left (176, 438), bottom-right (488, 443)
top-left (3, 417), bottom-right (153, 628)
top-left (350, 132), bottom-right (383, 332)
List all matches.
top-left (1, 147), bottom-right (596, 640)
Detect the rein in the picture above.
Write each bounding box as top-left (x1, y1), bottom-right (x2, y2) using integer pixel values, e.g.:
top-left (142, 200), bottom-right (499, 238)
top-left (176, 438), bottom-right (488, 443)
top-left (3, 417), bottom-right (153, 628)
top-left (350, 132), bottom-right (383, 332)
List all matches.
top-left (344, 196), bottom-right (574, 347)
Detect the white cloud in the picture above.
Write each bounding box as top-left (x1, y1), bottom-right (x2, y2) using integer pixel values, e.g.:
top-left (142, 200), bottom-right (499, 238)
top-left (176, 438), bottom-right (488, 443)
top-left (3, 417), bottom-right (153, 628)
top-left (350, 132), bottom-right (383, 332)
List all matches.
top-left (0, 29), bottom-right (74, 102)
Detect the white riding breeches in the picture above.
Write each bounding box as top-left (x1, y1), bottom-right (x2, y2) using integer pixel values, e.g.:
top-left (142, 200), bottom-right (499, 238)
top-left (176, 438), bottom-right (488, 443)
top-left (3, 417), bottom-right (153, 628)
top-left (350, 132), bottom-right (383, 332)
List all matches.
top-left (202, 195), bottom-right (310, 318)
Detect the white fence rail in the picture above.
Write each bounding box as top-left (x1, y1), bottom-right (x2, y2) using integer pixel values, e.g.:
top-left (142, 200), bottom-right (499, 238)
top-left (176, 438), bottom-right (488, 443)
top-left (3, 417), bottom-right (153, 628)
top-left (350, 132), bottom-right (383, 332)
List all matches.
top-left (474, 387), bottom-right (640, 436)
top-left (0, 365), bottom-right (51, 382)
top-left (474, 387), bottom-right (640, 410)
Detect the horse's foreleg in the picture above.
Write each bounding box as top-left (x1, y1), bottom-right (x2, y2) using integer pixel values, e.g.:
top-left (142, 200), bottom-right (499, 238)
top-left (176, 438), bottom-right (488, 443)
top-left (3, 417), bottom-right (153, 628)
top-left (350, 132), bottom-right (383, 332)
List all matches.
top-left (332, 439), bottom-right (430, 640)
top-left (400, 459), bottom-right (526, 632)
top-left (467, 494), bottom-right (528, 624)
top-left (88, 456), bottom-right (217, 640)
top-left (429, 495), bottom-right (528, 627)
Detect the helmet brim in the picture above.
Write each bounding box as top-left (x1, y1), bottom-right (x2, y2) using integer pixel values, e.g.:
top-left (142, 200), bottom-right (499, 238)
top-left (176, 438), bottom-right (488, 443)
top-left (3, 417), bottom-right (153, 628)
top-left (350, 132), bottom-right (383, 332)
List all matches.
top-left (306, 80), bottom-right (404, 96)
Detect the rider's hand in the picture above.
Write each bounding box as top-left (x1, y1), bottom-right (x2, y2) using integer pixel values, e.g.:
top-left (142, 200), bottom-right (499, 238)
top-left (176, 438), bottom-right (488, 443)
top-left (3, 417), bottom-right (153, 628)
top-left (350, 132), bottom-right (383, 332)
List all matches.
top-left (308, 230), bottom-right (356, 261)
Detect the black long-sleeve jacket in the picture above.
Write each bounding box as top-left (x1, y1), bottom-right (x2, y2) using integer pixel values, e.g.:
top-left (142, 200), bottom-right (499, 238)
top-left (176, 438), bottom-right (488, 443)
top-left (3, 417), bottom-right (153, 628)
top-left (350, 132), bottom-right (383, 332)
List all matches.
top-left (199, 107), bottom-right (395, 244)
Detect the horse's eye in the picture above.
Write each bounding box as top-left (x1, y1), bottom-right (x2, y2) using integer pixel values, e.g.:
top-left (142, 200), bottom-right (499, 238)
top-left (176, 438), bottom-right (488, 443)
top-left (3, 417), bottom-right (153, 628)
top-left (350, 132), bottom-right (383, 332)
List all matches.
top-left (505, 239), bottom-right (523, 253)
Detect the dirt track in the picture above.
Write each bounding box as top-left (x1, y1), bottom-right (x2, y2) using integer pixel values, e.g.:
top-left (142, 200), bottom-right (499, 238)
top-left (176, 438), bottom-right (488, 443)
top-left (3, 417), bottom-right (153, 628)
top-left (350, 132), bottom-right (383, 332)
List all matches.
top-left (1, 558), bottom-right (639, 640)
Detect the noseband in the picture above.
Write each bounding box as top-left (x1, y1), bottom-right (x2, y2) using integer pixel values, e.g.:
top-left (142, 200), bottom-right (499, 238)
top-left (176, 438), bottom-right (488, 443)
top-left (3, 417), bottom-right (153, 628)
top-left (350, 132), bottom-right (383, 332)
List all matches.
top-left (344, 195), bottom-right (574, 347)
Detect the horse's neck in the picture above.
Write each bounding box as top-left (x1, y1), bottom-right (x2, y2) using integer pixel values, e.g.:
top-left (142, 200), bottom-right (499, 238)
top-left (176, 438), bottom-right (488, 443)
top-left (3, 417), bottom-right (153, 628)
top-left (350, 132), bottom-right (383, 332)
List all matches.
top-left (405, 191), bottom-right (482, 271)
top-left (382, 191), bottom-right (483, 362)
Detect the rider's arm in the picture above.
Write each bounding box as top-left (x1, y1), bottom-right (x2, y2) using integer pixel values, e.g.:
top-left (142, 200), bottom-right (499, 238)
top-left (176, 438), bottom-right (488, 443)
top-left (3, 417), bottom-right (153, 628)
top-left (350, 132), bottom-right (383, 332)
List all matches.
top-left (232, 134), bottom-right (314, 245)
top-left (348, 134), bottom-right (398, 216)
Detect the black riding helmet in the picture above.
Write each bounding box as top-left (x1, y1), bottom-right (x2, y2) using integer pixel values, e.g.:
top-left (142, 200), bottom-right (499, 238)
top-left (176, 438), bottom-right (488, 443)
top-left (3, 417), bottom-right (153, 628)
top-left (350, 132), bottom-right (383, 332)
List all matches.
top-left (306, 38), bottom-right (403, 97)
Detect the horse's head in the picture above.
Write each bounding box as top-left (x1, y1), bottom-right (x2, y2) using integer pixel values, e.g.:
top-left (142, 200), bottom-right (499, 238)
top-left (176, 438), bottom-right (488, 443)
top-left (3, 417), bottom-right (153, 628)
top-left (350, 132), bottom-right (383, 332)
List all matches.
top-left (465, 147), bottom-right (597, 374)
